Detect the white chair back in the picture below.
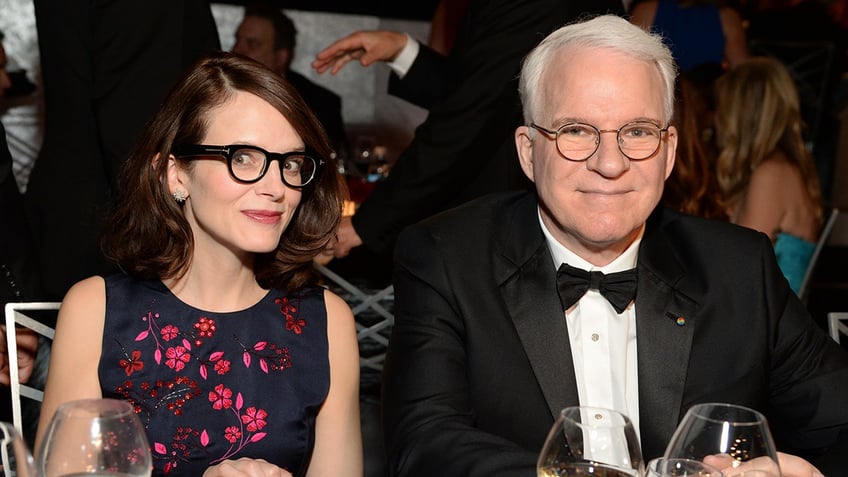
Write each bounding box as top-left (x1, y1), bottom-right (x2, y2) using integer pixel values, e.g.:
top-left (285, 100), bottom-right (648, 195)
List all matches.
top-left (828, 312), bottom-right (848, 345)
top-left (3, 302), bottom-right (60, 435)
top-left (799, 208), bottom-right (840, 304)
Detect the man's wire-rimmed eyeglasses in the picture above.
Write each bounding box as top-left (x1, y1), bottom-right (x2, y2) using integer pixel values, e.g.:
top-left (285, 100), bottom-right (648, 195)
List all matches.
top-left (173, 144), bottom-right (324, 188)
top-left (530, 121), bottom-right (670, 161)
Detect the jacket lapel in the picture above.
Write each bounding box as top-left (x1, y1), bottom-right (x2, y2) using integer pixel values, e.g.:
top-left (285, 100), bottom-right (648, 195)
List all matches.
top-left (496, 194), bottom-right (579, 421)
top-left (635, 210), bottom-right (700, 459)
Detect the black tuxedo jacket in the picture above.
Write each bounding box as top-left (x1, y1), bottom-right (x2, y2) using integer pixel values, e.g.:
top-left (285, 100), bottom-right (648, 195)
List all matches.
top-left (382, 191), bottom-right (848, 477)
top-left (351, 0), bottom-right (624, 257)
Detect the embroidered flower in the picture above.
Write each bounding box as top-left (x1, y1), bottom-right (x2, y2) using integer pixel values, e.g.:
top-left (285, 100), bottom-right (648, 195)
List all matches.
top-left (214, 359), bottom-right (231, 375)
top-left (119, 350), bottom-right (144, 376)
top-left (165, 346), bottom-right (191, 371)
top-left (240, 407), bottom-right (268, 432)
top-left (209, 384), bottom-right (233, 410)
top-left (192, 317), bottom-right (217, 346)
top-left (160, 325), bottom-right (179, 341)
top-left (224, 426), bottom-right (241, 444)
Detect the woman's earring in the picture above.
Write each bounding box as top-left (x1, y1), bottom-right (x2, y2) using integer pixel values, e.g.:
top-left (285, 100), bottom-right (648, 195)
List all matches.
top-left (173, 190), bottom-right (187, 204)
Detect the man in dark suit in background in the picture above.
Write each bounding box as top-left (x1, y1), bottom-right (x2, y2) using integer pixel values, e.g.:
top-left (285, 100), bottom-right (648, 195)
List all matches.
top-left (312, 0), bottom-right (625, 264)
top-left (26, 0), bottom-right (221, 300)
top-left (382, 14), bottom-right (848, 477)
top-left (233, 2), bottom-right (347, 157)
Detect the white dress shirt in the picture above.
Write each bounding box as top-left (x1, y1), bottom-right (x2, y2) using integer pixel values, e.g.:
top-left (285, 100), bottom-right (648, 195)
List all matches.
top-left (539, 209), bottom-right (643, 441)
top-left (387, 34), bottom-right (420, 79)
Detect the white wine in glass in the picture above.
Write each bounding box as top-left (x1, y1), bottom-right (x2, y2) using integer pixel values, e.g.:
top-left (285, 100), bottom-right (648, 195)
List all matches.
top-left (37, 398), bottom-right (152, 477)
top-left (646, 457), bottom-right (724, 477)
top-left (538, 406), bottom-right (644, 477)
top-left (663, 403), bottom-right (780, 477)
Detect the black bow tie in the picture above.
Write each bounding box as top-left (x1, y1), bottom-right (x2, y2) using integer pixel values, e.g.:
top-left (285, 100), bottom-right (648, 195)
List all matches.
top-left (556, 263), bottom-right (638, 314)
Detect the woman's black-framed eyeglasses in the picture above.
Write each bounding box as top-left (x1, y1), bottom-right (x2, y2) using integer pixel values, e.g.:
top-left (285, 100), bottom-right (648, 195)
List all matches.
top-left (173, 144), bottom-right (324, 188)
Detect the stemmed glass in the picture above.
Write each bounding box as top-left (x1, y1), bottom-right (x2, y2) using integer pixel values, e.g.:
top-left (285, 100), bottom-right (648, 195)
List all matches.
top-left (37, 398), bottom-right (152, 477)
top-left (538, 406), bottom-right (644, 476)
top-left (646, 457), bottom-right (724, 477)
top-left (663, 403), bottom-right (780, 477)
top-left (0, 422), bottom-right (37, 477)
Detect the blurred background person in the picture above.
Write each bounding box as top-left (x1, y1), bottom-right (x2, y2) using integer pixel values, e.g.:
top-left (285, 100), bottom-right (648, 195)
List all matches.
top-left (233, 2), bottom-right (347, 159)
top-left (661, 73), bottom-right (726, 220)
top-left (714, 56), bottom-right (823, 294)
top-left (629, 0), bottom-right (749, 73)
top-left (25, 0), bottom-right (221, 302)
top-left (742, 0), bottom-right (848, 200)
top-left (311, 0), bottom-right (625, 272)
top-left (0, 30), bottom-right (40, 436)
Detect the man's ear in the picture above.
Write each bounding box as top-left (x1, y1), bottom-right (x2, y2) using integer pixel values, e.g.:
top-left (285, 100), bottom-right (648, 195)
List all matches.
top-left (663, 125), bottom-right (678, 180)
top-left (515, 125), bottom-right (536, 183)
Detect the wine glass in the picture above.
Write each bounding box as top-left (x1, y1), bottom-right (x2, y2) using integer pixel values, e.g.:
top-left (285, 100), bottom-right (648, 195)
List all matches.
top-left (37, 398), bottom-right (152, 477)
top-left (663, 403), bottom-right (780, 477)
top-left (646, 457), bottom-right (724, 477)
top-left (538, 406), bottom-right (644, 476)
top-left (0, 422), bottom-right (37, 477)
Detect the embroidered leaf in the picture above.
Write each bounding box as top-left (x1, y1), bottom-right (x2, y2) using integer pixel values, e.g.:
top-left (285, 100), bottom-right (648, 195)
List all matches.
top-left (154, 348), bottom-right (162, 364)
top-left (154, 442), bottom-right (167, 455)
top-left (243, 351), bottom-right (251, 367)
top-left (253, 341), bottom-right (267, 351)
top-left (209, 351), bottom-right (224, 361)
top-left (260, 358), bottom-right (269, 374)
top-left (134, 330), bottom-right (149, 341)
top-left (182, 338), bottom-right (192, 350)
top-left (200, 430), bottom-right (209, 447)
top-left (164, 462), bottom-right (172, 474)
top-left (236, 392), bottom-right (244, 411)
top-left (200, 364), bottom-right (208, 380)
top-left (250, 432), bottom-right (267, 443)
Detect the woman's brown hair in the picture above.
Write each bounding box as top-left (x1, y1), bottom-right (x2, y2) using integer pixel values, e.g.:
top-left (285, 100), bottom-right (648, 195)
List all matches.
top-left (714, 56), bottom-right (822, 224)
top-left (102, 51), bottom-right (345, 291)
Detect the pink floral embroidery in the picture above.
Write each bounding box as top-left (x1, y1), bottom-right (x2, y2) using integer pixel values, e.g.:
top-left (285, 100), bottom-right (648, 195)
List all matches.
top-left (241, 407), bottom-right (268, 432)
top-left (160, 325), bottom-right (179, 341)
top-left (165, 346), bottom-right (191, 371)
top-left (224, 426), bottom-right (241, 444)
top-left (214, 360), bottom-right (231, 375)
top-left (209, 384), bottom-right (233, 410)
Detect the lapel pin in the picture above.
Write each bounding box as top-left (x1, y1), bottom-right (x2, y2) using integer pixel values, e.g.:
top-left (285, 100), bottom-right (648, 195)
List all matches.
top-left (666, 312), bottom-right (686, 326)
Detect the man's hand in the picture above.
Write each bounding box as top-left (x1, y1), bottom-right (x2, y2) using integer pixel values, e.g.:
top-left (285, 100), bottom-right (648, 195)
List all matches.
top-left (704, 452), bottom-right (824, 477)
top-left (312, 30), bottom-right (407, 75)
top-left (0, 326), bottom-right (39, 385)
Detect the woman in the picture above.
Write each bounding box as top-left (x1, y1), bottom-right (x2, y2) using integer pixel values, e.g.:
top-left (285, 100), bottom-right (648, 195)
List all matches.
top-left (629, 0), bottom-right (749, 72)
top-left (36, 52), bottom-right (363, 476)
top-left (715, 56), bottom-right (823, 294)
top-left (662, 72), bottom-right (726, 220)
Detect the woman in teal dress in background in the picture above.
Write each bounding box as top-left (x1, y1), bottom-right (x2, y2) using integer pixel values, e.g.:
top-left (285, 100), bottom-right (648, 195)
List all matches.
top-left (715, 57), bottom-right (823, 294)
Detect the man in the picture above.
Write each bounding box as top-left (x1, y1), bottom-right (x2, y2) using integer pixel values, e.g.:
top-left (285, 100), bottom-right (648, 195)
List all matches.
top-left (382, 15), bottom-right (848, 477)
top-left (312, 0), bottom-right (624, 262)
top-left (26, 0), bottom-right (221, 300)
top-left (233, 3), bottom-right (347, 156)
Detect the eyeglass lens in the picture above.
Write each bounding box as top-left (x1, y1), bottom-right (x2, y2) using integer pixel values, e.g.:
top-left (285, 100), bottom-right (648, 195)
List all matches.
top-left (230, 148), bottom-right (316, 186)
top-left (557, 122), bottom-right (662, 160)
